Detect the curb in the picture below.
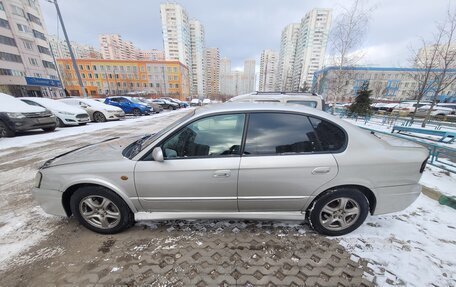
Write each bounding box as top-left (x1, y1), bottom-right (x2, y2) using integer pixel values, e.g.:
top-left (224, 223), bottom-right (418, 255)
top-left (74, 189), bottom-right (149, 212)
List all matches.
top-left (422, 186), bottom-right (456, 210)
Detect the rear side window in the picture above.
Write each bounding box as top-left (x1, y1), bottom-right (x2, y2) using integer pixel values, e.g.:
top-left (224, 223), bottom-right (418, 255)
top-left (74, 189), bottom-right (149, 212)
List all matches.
top-left (286, 100), bottom-right (318, 108)
top-left (244, 113), bottom-right (320, 155)
top-left (309, 117), bottom-right (346, 151)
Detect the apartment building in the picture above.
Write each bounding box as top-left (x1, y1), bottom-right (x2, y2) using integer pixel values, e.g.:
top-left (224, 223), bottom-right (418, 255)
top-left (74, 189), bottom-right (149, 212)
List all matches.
top-left (137, 49), bottom-right (165, 61)
top-left (219, 57), bottom-right (231, 96)
top-left (205, 47), bottom-right (219, 98)
top-left (48, 35), bottom-right (102, 59)
top-left (56, 59), bottom-right (190, 100)
top-left (292, 8), bottom-right (332, 91)
top-left (189, 19), bottom-right (206, 97)
top-left (243, 59), bottom-right (256, 93)
top-left (313, 66), bottom-right (456, 103)
top-left (0, 0), bottom-right (63, 98)
top-left (259, 49), bottom-right (278, 92)
top-left (275, 23), bottom-right (300, 91)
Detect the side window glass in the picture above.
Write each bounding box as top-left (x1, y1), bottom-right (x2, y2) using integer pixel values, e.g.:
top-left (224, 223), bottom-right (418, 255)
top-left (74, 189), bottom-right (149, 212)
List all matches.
top-left (309, 117), bottom-right (346, 151)
top-left (162, 114), bottom-right (245, 159)
top-left (244, 113), bottom-right (320, 155)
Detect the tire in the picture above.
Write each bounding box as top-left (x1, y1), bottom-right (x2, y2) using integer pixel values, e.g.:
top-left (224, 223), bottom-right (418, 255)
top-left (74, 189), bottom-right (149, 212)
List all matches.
top-left (167, 105), bottom-right (173, 110)
top-left (79, 123), bottom-right (87, 126)
top-left (57, 117), bottom-right (65, 127)
top-left (93, 111), bottom-right (107, 123)
top-left (0, 121), bottom-right (15, 137)
top-left (133, 108), bottom-right (141, 116)
top-left (42, 126), bottom-right (56, 132)
top-left (307, 188), bottom-right (369, 236)
top-left (70, 186), bottom-right (134, 234)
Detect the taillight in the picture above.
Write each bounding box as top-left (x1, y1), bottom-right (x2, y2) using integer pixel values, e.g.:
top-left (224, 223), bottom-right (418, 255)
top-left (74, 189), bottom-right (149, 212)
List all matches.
top-left (420, 157), bottom-right (429, 173)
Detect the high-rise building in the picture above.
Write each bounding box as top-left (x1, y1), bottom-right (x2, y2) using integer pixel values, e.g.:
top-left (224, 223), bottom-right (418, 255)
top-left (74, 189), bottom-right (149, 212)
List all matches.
top-left (259, 49), bottom-right (278, 92)
top-left (292, 8), bottom-right (332, 91)
top-left (415, 44), bottom-right (456, 69)
top-left (137, 49), bottom-right (165, 61)
top-left (276, 23), bottom-right (300, 91)
top-left (0, 0), bottom-right (63, 97)
top-left (189, 19), bottom-right (206, 97)
top-left (56, 59), bottom-right (190, 99)
top-left (99, 34), bottom-right (140, 60)
top-left (49, 35), bottom-right (102, 59)
top-left (205, 47), bottom-right (219, 98)
top-left (243, 59), bottom-right (256, 93)
top-left (219, 57), bottom-right (231, 95)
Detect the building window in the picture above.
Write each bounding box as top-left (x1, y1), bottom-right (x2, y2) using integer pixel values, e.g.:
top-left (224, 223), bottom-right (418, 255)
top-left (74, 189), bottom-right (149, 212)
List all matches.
top-left (17, 23), bottom-right (31, 33)
top-left (94, 73), bottom-right (98, 79)
top-left (37, 45), bottom-right (50, 55)
top-left (10, 4), bottom-right (25, 17)
top-left (0, 35), bottom-right (16, 46)
top-left (88, 73), bottom-right (92, 79)
top-left (0, 68), bottom-right (25, 76)
top-left (27, 13), bottom-right (42, 25)
top-left (0, 18), bottom-right (9, 29)
top-left (92, 65), bottom-right (97, 71)
top-left (42, 60), bottom-right (56, 69)
top-left (82, 73), bottom-right (86, 78)
top-left (79, 65), bottom-right (83, 70)
top-left (86, 65), bottom-right (90, 70)
top-left (32, 29), bottom-right (46, 40)
top-left (29, 57), bottom-right (39, 66)
top-left (174, 76), bottom-right (178, 80)
top-left (0, 2), bottom-right (4, 11)
top-left (65, 64), bottom-right (70, 69)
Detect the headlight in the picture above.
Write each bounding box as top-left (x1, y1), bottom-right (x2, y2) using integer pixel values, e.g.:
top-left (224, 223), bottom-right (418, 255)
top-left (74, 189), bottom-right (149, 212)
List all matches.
top-left (6, 112), bottom-right (25, 118)
top-left (34, 172), bottom-right (42, 188)
top-left (58, 111), bottom-right (74, 116)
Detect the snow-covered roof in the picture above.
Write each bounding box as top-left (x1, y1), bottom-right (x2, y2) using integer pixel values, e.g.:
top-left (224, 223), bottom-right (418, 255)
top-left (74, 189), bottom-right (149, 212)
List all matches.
top-left (0, 93), bottom-right (46, 113)
top-left (22, 97), bottom-right (87, 114)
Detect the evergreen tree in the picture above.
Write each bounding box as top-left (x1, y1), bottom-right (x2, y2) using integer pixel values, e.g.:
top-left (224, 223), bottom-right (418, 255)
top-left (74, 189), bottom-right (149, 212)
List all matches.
top-left (348, 81), bottom-right (373, 116)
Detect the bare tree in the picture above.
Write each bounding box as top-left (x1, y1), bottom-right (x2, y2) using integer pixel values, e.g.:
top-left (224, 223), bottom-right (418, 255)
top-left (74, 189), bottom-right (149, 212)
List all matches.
top-left (325, 0), bottom-right (373, 113)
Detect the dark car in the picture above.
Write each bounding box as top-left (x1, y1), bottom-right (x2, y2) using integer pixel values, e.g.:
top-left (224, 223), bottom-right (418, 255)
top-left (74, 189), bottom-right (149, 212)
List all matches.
top-left (160, 97), bottom-right (188, 108)
top-left (152, 99), bottom-right (179, 110)
top-left (0, 93), bottom-right (56, 137)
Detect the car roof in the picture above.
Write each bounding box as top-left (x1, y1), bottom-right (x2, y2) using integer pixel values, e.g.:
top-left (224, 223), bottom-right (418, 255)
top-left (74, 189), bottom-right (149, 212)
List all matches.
top-left (194, 102), bottom-right (329, 118)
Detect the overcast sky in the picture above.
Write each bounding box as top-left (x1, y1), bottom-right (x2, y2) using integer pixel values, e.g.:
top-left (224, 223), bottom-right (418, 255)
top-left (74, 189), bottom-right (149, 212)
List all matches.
top-left (41, 0), bottom-right (449, 70)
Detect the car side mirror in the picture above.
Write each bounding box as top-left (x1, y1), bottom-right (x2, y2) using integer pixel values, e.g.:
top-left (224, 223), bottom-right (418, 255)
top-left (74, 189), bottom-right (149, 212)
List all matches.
top-left (152, 147), bottom-right (164, 162)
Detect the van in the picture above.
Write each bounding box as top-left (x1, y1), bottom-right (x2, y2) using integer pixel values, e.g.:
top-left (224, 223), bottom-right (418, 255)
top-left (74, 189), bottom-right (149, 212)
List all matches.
top-left (229, 92), bottom-right (324, 110)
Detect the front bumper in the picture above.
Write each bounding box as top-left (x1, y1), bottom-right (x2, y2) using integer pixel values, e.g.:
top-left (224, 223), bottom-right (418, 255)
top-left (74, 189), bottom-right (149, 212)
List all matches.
top-left (106, 111), bottom-right (126, 120)
top-left (32, 187), bottom-right (67, 216)
top-left (373, 184), bottom-right (422, 215)
top-left (60, 114), bottom-right (90, 125)
top-left (12, 116), bottom-right (56, 132)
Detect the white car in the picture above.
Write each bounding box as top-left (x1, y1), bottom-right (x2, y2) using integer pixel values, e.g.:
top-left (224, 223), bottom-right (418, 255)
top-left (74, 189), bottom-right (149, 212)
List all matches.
top-left (202, 99), bottom-right (211, 105)
top-left (190, 99), bottom-right (202, 106)
top-left (415, 103), bottom-right (456, 118)
top-left (391, 101), bottom-right (431, 116)
top-left (21, 97), bottom-right (90, 127)
top-left (60, 98), bottom-right (125, 122)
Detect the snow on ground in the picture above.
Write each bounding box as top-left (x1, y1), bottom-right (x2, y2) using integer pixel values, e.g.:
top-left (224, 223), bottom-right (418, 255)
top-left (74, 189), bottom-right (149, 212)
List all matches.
top-left (0, 109), bottom-right (191, 150)
top-left (420, 165), bottom-right (456, 197)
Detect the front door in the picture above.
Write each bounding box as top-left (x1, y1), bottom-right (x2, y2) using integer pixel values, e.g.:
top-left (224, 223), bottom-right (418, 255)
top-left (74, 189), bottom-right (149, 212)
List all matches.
top-left (135, 113), bottom-right (246, 212)
top-left (238, 112), bottom-right (339, 211)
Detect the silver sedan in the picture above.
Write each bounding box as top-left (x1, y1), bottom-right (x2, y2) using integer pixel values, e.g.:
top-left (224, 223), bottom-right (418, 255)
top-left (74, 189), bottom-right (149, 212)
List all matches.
top-left (32, 103), bottom-right (429, 236)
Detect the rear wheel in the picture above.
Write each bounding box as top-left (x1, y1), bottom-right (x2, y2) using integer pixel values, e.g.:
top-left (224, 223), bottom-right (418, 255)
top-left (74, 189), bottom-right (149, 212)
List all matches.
top-left (168, 105), bottom-right (173, 110)
top-left (0, 121), bottom-right (15, 137)
top-left (93, 111), bottom-right (107, 122)
top-left (70, 186), bottom-right (134, 234)
top-left (42, 126), bottom-right (56, 132)
top-left (133, 108), bottom-right (141, 116)
top-left (307, 188), bottom-right (369, 236)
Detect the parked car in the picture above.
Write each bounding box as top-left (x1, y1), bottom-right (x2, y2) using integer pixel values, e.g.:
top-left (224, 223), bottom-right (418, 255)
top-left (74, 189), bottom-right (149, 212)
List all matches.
top-left (60, 98), bottom-right (125, 122)
top-left (152, 99), bottom-right (179, 110)
top-left (371, 103), bottom-right (398, 113)
top-left (160, 97), bottom-right (187, 108)
top-left (137, 98), bottom-right (162, 113)
top-left (21, 97), bottom-right (90, 127)
top-left (33, 103), bottom-right (428, 236)
top-left (229, 92), bottom-right (324, 110)
top-left (391, 101), bottom-right (431, 116)
top-left (202, 98), bottom-right (211, 105)
top-left (415, 103), bottom-right (456, 118)
top-left (190, 98), bottom-right (202, 106)
top-left (104, 96), bottom-right (151, 116)
top-left (0, 93), bottom-right (56, 137)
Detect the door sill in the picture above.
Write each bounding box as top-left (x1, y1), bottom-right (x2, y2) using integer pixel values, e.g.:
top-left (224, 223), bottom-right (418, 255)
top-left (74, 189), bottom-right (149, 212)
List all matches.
top-left (134, 211), bottom-right (306, 221)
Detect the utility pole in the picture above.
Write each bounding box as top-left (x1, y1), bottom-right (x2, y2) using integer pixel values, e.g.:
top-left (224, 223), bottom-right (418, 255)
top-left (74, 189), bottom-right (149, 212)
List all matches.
top-left (49, 0), bottom-right (87, 98)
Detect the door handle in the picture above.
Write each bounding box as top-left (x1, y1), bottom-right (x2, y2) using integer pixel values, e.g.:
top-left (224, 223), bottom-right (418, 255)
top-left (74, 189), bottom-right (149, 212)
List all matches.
top-left (213, 170), bottom-right (231, 178)
top-left (312, 167), bottom-right (331, 175)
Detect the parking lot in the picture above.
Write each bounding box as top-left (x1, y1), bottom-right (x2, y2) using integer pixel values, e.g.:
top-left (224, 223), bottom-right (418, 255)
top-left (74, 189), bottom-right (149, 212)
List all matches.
top-left (0, 109), bottom-right (455, 286)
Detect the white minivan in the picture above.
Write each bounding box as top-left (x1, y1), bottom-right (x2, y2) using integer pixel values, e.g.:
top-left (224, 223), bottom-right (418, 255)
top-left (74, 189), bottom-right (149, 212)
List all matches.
top-left (21, 97), bottom-right (90, 127)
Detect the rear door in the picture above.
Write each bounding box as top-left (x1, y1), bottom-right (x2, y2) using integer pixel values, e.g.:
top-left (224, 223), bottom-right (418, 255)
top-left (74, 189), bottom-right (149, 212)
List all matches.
top-left (238, 112), bottom-right (340, 211)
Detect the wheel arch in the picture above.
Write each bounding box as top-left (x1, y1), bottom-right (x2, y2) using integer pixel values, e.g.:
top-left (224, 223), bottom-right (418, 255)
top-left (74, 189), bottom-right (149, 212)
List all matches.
top-left (62, 182), bottom-right (137, 217)
top-left (307, 184), bottom-right (377, 215)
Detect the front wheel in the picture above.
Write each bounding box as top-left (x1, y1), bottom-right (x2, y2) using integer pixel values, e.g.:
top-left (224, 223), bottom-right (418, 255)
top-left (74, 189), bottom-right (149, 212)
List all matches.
top-left (70, 186), bottom-right (134, 234)
top-left (0, 121), bottom-right (15, 137)
top-left (93, 111), bottom-right (107, 122)
top-left (133, 108), bottom-right (141, 116)
top-left (307, 188), bottom-right (369, 236)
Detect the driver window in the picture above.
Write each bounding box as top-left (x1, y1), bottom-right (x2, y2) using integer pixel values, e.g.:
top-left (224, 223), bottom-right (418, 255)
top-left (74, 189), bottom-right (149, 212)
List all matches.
top-left (162, 114), bottom-right (245, 159)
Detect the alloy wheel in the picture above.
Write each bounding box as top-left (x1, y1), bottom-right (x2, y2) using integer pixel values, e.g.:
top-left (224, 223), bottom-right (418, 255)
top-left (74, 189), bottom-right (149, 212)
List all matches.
top-left (319, 197), bottom-right (360, 231)
top-left (79, 196), bottom-right (121, 229)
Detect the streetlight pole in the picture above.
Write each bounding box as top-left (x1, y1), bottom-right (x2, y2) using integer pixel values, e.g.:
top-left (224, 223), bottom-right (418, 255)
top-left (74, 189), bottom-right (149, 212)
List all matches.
top-left (48, 0), bottom-right (87, 98)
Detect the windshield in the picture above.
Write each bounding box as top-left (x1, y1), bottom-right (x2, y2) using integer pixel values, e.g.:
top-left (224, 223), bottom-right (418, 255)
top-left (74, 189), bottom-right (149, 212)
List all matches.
top-left (122, 110), bottom-right (195, 159)
top-left (129, 98), bottom-right (143, 104)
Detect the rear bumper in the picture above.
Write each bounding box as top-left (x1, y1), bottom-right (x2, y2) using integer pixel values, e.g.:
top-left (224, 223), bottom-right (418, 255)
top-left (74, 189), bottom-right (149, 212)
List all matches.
top-left (32, 187), bottom-right (67, 216)
top-left (373, 184), bottom-right (421, 215)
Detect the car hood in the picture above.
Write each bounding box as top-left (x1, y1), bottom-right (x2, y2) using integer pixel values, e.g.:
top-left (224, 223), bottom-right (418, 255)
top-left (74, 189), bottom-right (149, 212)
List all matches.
top-left (43, 136), bottom-right (140, 168)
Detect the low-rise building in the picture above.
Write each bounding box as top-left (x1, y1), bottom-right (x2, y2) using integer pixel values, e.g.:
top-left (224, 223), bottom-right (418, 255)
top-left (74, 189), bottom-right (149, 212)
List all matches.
top-left (313, 66), bottom-right (456, 103)
top-left (56, 59), bottom-right (190, 100)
